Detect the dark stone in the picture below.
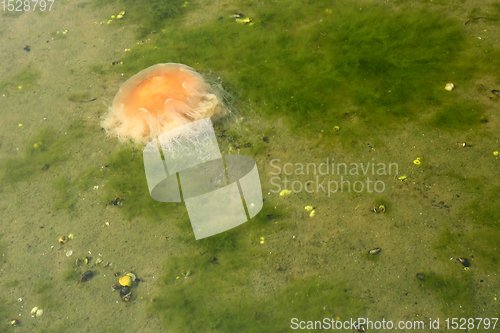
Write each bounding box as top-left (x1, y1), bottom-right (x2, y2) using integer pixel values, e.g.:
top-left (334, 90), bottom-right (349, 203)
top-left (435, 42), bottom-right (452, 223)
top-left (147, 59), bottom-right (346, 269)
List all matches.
top-left (457, 257), bottom-right (469, 267)
top-left (80, 270), bottom-right (93, 282)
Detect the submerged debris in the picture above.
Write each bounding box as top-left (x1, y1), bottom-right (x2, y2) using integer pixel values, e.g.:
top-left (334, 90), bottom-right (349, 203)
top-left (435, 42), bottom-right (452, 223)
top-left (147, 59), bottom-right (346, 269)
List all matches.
top-left (31, 307), bottom-right (43, 317)
top-left (80, 270), bottom-right (94, 282)
top-left (279, 189), bottom-right (292, 196)
top-left (120, 286), bottom-right (132, 302)
top-left (110, 197), bottom-right (124, 206)
top-left (372, 205), bottom-right (385, 213)
top-left (354, 322), bottom-right (367, 332)
top-left (118, 273), bottom-right (136, 287)
top-left (464, 17), bottom-right (491, 25)
top-left (457, 257), bottom-right (470, 267)
top-left (113, 273), bottom-right (137, 302)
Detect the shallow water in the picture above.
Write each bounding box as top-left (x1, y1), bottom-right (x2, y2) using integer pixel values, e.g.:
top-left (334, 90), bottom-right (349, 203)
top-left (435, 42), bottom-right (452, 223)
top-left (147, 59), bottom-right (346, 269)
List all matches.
top-left (0, 0), bottom-right (499, 332)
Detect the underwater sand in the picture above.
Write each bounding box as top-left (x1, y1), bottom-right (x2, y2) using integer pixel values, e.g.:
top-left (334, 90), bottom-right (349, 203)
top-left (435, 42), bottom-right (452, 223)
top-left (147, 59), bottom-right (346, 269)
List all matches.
top-left (0, 0), bottom-right (499, 332)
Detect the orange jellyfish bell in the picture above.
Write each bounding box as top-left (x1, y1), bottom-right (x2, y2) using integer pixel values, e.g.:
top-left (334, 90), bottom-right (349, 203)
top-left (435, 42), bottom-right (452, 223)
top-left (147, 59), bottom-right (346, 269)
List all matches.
top-left (101, 63), bottom-right (223, 144)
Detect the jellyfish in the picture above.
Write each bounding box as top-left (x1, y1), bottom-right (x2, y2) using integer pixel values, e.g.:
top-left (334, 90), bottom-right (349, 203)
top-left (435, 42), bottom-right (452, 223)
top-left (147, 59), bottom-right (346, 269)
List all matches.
top-left (101, 63), bottom-right (225, 145)
top-left (105, 64), bottom-right (263, 240)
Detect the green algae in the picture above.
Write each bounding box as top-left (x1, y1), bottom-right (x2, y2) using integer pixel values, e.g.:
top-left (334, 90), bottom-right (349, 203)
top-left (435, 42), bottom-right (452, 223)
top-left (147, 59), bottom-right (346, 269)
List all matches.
top-left (67, 92), bottom-right (91, 103)
top-left (151, 254), bottom-right (365, 332)
top-left (52, 168), bottom-right (101, 214)
top-left (416, 271), bottom-right (475, 317)
top-left (0, 128), bottom-right (62, 185)
top-left (101, 145), bottom-right (184, 221)
top-left (0, 297), bottom-right (15, 331)
top-left (61, 262), bottom-right (80, 282)
top-left (33, 281), bottom-right (59, 310)
top-left (0, 65), bottom-right (40, 94)
top-left (434, 182), bottom-right (500, 273)
top-left (93, 0), bottom-right (190, 39)
top-left (70, 0), bottom-right (500, 329)
top-left (106, 0), bottom-right (498, 150)
top-left (0, 121), bottom-right (91, 188)
top-left (429, 103), bottom-right (486, 130)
